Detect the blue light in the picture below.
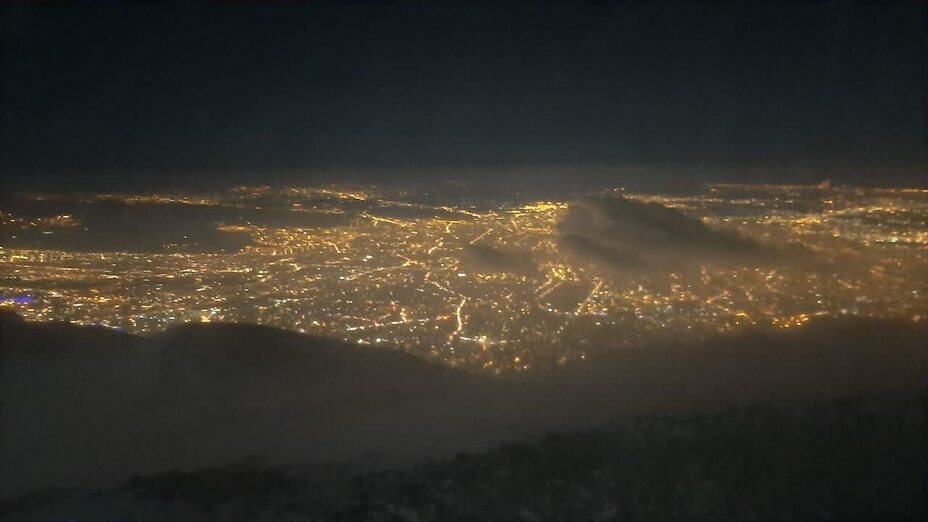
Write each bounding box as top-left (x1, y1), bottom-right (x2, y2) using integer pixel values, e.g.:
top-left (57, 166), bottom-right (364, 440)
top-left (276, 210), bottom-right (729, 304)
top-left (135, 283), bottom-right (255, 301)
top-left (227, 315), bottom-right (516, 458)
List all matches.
top-left (0, 296), bottom-right (34, 305)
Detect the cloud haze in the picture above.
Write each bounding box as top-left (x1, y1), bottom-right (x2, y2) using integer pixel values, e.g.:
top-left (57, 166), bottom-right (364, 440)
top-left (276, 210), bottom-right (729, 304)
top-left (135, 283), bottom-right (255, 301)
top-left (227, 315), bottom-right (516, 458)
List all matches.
top-left (459, 244), bottom-right (538, 275)
top-left (558, 195), bottom-right (786, 274)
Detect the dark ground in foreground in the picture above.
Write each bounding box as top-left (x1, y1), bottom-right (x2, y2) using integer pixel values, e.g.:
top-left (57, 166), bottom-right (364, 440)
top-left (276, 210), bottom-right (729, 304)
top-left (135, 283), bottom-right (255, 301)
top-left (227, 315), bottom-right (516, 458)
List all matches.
top-left (4, 390), bottom-right (925, 521)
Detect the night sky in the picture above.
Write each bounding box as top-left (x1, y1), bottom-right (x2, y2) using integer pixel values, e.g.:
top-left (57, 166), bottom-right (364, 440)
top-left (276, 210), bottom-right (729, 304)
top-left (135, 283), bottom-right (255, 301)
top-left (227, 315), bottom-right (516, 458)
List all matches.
top-left (1, 2), bottom-right (925, 190)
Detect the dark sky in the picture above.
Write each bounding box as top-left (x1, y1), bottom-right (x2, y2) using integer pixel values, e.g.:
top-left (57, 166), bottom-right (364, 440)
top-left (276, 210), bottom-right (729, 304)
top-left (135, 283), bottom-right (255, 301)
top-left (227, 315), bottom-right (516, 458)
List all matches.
top-left (1, 2), bottom-right (925, 190)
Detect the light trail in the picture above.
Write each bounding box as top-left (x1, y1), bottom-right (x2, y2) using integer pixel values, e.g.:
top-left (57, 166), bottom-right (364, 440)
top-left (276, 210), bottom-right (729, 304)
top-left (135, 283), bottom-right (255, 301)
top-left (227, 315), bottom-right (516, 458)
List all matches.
top-left (469, 228), bottom-right (494, 245)
top-left (361, 213), bottom-right (407, 227)
top-left (538, 281), bottom-right (562, 300)
top-left (452, 296), bottom-right (467, 338)
top-left (344, 260), bottom-right (411, 281)
top-left (424, 271), bottom-right (465, 297)
top-left (576, 279), bottom-right (603, 315)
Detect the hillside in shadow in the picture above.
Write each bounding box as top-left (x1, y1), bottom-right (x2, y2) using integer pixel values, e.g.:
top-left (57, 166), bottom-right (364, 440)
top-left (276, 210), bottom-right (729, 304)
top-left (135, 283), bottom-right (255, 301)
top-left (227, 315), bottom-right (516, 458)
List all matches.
top-left (4, 391), bottom-right (924, 521)
top-left (2, 310), bottom-right (926, 512)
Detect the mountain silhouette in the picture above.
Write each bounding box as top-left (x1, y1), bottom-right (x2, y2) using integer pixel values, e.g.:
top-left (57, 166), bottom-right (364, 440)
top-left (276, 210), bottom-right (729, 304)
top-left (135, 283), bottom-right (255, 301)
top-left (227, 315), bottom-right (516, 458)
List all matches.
top-left (2, 311), bottom-right (925, 499)
top-left (558, 195), bottom-right (801, 273)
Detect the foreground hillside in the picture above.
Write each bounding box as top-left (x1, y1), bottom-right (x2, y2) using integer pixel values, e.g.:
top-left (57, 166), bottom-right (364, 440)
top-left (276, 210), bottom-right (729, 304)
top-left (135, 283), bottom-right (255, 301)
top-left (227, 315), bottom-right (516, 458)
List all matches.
top-left (2, 310), bottom-right (926, 507)
top-left (1, 312), bottom-right (521, 499)
top-left (3, 391), bottom-right (924, 521)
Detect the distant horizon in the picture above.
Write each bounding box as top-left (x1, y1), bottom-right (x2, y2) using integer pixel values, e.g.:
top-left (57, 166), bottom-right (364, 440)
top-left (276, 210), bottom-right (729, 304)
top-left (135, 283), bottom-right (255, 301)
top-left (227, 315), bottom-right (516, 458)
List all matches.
top-left (5, 163), bottom-right (926, 195)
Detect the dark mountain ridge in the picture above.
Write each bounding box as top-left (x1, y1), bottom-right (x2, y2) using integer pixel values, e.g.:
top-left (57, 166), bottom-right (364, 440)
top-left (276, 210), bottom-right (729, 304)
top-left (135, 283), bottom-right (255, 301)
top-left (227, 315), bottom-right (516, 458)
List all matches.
top-left (2, 310), bottom-right (926, 500)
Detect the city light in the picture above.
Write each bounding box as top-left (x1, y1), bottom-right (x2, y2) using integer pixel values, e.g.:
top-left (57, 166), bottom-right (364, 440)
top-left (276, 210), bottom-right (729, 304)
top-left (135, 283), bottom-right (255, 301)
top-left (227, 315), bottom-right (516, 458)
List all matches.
top-left (1, 183), bottom-right (925, 373)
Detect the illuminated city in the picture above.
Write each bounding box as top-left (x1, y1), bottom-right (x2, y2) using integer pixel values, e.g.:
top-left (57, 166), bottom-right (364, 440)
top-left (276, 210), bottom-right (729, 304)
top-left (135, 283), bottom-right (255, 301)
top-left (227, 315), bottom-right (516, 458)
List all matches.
top-left (4, 1), bottom-right (927, 517)
top-left (2, 183), bottom-right (926, 373)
